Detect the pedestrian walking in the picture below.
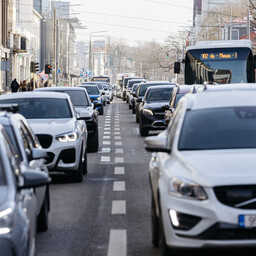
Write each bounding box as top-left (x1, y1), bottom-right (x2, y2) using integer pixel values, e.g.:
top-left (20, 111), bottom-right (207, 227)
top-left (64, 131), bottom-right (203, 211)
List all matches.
top-left (11, 78), bottom-right (19, 93)
top-left (27, 78), bottom-right (34, 91)
top-left (21, 80), bottom-right (27, 92)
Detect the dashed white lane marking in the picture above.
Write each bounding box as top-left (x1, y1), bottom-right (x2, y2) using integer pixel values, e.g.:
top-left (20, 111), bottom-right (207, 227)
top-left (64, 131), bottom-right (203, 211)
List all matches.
top-left (104, 127), bottom-right (111, 131)
top-left (105, 121), bottom-right (111, 124)
top-left (116, 148), bottom-right (124, 154)
top-left (114, 167), bottom-right (125, 175)
top-left (114, 128), bottom-right (120, 131)
top-left (105, 124), bottom-right (110, 127)
top-left (115, 157), bottom-right (124, 163)
top-left (104, 131), bottom-right (111, 135)
top-left (101, 148), bottom-right (111, 153)
top-left (107, 230), bottom-right (127, 256)
top-left (114, 132), bottom-right (121, 135)
top-left (101, 156), bottom-right (110, 162)
top-left (113, 181), bottom-right (125, 191)
top-left (111, 200), bottom-right (126, 214)
top-left (114, 136), bottom-right (122, 140)
top-left (115, 141), bottom-right (123, 146)
top-left (103, 136), bottom-right (111, 139)
top-left (103, 141), bottom-right (111, 145)
top-left (114, 124), bottom-right (120, 127)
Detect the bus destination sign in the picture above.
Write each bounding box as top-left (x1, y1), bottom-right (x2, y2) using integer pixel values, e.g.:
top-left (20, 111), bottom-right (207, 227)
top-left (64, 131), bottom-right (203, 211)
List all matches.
top-left (201, 52), bottom-right (238, 60)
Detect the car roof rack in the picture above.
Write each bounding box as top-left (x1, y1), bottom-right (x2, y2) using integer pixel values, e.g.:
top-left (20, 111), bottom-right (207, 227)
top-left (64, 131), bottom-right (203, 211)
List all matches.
top-left (0, 104), bottom-right (19, 113)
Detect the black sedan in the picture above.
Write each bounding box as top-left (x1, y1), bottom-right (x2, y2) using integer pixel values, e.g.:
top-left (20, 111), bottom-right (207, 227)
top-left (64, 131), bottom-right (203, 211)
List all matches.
top-left (138, 85), bottom-right (175, 136)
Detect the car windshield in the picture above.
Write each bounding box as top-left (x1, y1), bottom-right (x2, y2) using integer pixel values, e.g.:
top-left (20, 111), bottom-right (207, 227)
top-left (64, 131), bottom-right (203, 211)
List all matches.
top-left (145, 87), bottom-right (173, 101)
top-left (179, 107), bottom-right (256, 150)
top-left (63, 91), bottom-right (89, 107)
top-left (84, 86), bottom-right (99, 95)
top-left (132, 84), bottom-right (139, 92)
top-left (174, 93), bottom-right (185, 108)
top-left (0, 98), bottom-right (72, 119)
top-left (128, 80), bottom-right (145, 89)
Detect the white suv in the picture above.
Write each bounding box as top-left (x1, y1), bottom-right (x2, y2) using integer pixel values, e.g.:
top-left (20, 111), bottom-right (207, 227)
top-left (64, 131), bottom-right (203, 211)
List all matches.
top-left (145, 90), bottom-right (256, 255)
top-left (0, 92), bottom-right (87, 182)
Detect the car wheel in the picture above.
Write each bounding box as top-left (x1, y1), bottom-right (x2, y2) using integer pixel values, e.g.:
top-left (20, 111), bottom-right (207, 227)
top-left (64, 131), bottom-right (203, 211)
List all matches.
top-left (140, 122), bottom-right (149, 136)
top-left (99, 107), bottom-right (104, 115)
top-left (83, 148), bottom-right (88, 175)
top-left (37, 187), bottom-right (49, 232)
top-left (129, 104), bottom-right (132, 109)
top-left (107, 101), bottom-right (110, 104)
top-left (151, 194), bottom-right (159, 247)
top-left (72, 152), bottom-right (83, 182)
top-left (136, 112), bottom-right (139, 123)
top-left (132, 107), bottom-right (135, 114)
top-left (90, 131), bottom-right (99, 152)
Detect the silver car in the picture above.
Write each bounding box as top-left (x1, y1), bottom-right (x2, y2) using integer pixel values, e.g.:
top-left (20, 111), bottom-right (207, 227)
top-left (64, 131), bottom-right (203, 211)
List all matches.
top-left (0, 124), bottom-right (50, 256)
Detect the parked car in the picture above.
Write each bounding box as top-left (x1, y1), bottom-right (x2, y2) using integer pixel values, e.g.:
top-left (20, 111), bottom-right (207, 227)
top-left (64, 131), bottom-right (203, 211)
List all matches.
top-left (0, 106), bottom-right (50, 232)
top-left (138, 85), bottom-right (175, 136)
top-left (81, 82), bottom-right (105, 105)
top-left (0, 92), bottom-right (88, 182)
top-left (0, 124), bottom-right (50, 256)
top-left (78, 84), bottom-right (104, 115)
top-left (145, 90), bottom-right (256, 255)
top-left (135, 81), bottom-right (176, 123)
top-left (163, 85), bottom-right (192, 126)
top-left (35, 86), bottom-right (99, 152)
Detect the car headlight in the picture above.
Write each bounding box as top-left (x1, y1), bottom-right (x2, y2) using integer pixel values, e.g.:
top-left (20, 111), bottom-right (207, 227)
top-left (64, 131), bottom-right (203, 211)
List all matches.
top-left (95, 97), bottom-right (101, 101)
top-left (168, 178), bottom-right (208, 200)
top-left (142, 109), bottom-right (153, 116)
top-left (56, 131), bottom-right (79, 143)
top-left (0, 208), bottom-right (14, 234)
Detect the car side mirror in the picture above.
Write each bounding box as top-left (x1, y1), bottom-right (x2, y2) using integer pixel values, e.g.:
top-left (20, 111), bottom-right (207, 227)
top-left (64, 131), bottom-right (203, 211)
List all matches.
top-left (31, 148), bottom-right (48, 160)
top-left (132, 93), bottom-right (137, 97)
top-left (136, 98), bottom-right (142, 103)
top-left (20, 170), bottom-right (51, 189)
top-left (144, 135), bottom-right (170, 153)
top-left (162, 105), bottom-right (170, 111)
top-left (77, 110), bottom-right (90, 119)
top-left (101, 92), bottom-right (105, 95)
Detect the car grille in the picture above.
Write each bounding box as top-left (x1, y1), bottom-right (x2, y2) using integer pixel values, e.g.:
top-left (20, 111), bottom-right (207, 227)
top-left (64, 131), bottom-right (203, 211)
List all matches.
top-left (154, 111), bottom-right (165, 120)
top-left (36, 134), bottom-right (53, 149)
top-left (214, 185), bottom-right (256, 209)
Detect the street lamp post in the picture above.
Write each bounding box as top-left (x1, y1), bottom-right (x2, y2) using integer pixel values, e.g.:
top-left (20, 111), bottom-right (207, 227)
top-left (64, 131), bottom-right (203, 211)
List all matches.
top-left (89, 31), bottom-right (106, 80)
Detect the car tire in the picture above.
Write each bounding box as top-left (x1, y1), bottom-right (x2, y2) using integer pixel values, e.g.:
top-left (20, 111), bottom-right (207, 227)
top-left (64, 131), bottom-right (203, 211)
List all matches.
top-left (99, 107), bottom-right (104, 115)
top-left (37, 187), bottom-right (49, 232)
top-left (140, 122), bottom-right (149, 136)
top-left (136, 112), bottom-right (139, 123)
top-left (151, 194), bottom-right (159, 247)
top-left (83, 148), bottom-right (88, 175)
top-left (90, 131), bottom-right (99, 152)
top-left (129, 104), bottom-right (132, 109)
top-left (72, 152), bottom-right (83, 182)
top-left (107, 101), bottom-right (110, 104)
top-left (132, 107), bottom-right (135, 114)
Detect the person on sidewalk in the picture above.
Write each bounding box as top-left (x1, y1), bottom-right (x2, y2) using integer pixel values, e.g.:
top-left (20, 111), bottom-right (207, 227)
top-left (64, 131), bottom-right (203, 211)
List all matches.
top-left (11, 78), bottom-right (19, 93)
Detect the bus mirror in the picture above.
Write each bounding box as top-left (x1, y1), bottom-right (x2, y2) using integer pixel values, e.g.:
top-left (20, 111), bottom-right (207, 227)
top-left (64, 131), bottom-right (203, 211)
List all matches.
top-left (174, 62), bottom-right (181, 74)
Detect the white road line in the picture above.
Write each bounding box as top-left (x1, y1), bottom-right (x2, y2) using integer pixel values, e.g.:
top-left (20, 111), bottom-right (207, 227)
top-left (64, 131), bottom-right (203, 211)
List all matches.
top-left (104, 127), bottom-right (111, 131)
top-left (103, 141), bottom-right (111, 145)
top-left (116, 148), bottom-right (124, 154)
top-left (115, 157), bottom-right (124, 163)
top-left (113, 181), bottom-right (125, 191)
top-left (101, 156), bottom-right (110, 162)
top-left (114, 136), bottom-right (122, 140)
top-left (114, 124), bottom-right (120, 127)
top-left (114, 128), bottom-right (120, 131)
top-left (115, 141), bottom-right (123, 146)
top-left (101, 148), bottom-right (111, 153)
top-left (104, 131), bottom-right (111, 135)
top-left (103, 136), bottom-right (110, 139)
top-left (105, 121), bottom-right (111, 123)
top-left (107, 230), bottom-right (127, 256)
top-left (114, 132), bottom-right (121, 135)
top-left (105, 124), bottom-right (110, 127)
top-left (111, 200), bottom-right (126, 214)
top-left (114, 167), bottom-right (125, 175)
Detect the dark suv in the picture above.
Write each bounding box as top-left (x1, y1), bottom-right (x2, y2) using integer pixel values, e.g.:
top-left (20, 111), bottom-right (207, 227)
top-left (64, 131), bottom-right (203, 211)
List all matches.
top-left (35, 87), bottom-right (99, 152)
top-left (0, 105), bottom-right (50, 232)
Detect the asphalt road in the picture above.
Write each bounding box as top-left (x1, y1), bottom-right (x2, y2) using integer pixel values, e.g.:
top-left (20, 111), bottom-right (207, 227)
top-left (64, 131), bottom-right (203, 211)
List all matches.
top-left (36, 98), bottom-right (160, 256)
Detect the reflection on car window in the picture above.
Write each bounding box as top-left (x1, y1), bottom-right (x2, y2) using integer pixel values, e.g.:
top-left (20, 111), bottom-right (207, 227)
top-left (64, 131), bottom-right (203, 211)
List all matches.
top-left (179, 107), bottom-right (256, 150)
top-left (84, 86), bottom-right (100, 95)
top-left (64, 91), bottom-right (89, 106)
top-left (146, 88), bottom-right (173, 101)
top-left (0, 98), bottom-right (72, 119)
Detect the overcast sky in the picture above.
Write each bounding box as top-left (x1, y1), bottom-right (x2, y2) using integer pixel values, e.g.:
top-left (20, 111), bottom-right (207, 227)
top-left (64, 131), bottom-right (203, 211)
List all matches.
top-left (69, 0), bottom-right (193, 44)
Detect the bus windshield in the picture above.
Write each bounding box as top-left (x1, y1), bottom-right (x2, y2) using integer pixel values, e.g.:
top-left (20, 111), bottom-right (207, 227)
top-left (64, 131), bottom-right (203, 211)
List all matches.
top-left (185, 47), bottom-right (254, 84)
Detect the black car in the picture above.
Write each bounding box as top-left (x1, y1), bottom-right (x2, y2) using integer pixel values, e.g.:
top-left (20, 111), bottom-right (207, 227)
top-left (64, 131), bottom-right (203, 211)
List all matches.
top-left (163, 85), bottom-right (192, 126)
top-left (35, 87), bottom-right (99, 152)
top-left (135, 81), bottom-right (176, 123)
top-left (126, 79), bottom-right (146, 103)
top-left (138, 85), bottom-right (175, 136)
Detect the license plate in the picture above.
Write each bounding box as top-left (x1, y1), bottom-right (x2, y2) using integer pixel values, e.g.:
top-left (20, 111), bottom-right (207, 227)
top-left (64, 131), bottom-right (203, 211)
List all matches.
top-left (239, 215), bottom-right (256, 227)
top-left (162, 119), bottom-right (165, 123)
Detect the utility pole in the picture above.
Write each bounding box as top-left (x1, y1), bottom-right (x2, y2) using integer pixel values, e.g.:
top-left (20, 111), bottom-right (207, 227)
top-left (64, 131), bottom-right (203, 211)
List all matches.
top-left (53, 1), bottom-right (57, 85)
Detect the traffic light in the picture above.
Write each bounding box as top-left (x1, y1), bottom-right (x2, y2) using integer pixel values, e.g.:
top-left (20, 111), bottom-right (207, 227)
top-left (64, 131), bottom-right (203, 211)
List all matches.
top-left (34, 62), bottom-right (39, 73)
top-left (30, 61), bottom-right (35, 73)
top-left (174, 62), bottom-right (181, 74)
top-left (45, 64), bottom-right (52, 74)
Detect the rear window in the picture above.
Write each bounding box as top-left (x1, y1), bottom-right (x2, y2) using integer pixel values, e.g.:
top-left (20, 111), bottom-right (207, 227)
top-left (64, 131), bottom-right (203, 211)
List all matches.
top-left (145, 87), bottom-right (173, 101)
top-left (84, 86), bottom-right (100, 95)
top-left (179, 107), bottom-right (256, 150)
top-left (0, 98), bottom-right (72, 119)
top-left (64, 91), bottom-right (89, 106)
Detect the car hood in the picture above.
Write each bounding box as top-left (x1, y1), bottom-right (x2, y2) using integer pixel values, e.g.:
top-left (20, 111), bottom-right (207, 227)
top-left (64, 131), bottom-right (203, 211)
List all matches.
top-left (177, 149), bottom-right (256, 187)
top-left (27, 118), bottom-right (76, 135)
top-left (89, 95), bottom-right (100, 99)
top-left (144, 101), bottom-right (169, 110)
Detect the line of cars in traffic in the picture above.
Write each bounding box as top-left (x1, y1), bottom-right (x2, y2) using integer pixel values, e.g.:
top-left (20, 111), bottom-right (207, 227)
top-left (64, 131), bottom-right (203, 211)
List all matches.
top-left (123, 77), bottom-right (256, 254)
top-left (0, 80), bottom-right (113, 255)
